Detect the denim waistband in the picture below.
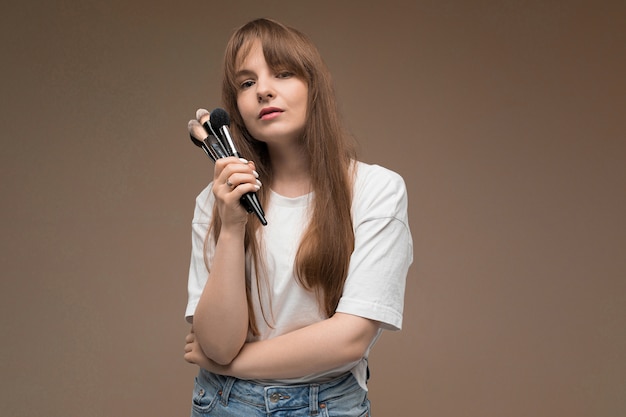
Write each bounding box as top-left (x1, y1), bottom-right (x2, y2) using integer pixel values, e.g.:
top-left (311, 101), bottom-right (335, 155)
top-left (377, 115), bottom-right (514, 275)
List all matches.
top-left (197, 369), bottom-right (362, 414)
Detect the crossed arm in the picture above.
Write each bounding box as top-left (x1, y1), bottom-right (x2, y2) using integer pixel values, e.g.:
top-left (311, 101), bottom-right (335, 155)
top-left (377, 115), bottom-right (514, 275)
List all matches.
top-left (184, 312), bottom-right (380, 380)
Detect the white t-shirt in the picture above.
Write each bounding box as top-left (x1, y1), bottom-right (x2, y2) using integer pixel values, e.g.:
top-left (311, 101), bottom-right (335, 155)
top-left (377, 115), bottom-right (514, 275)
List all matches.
top-left (185, 161), bottom-right (413, 390)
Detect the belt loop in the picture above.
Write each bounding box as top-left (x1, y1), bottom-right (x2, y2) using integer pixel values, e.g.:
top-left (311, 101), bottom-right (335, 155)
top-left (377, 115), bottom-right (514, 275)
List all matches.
top-left (220, 376), bottom-right (236, 406)
top-left (309, 383), bottom-right (319, 415)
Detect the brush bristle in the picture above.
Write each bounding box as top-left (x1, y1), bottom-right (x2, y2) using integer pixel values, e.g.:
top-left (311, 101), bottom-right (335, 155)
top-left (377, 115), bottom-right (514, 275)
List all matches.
top-left (188, 119), bottom-right (208, 141)
top-left (209, 108), bottom-right (230, 131)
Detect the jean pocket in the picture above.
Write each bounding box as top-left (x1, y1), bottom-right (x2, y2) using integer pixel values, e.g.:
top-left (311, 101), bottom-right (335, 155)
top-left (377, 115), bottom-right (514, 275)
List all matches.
top-left (191, 377), bottom-right (219, 415)
top-left (322, 396), bottom-right (370, 417)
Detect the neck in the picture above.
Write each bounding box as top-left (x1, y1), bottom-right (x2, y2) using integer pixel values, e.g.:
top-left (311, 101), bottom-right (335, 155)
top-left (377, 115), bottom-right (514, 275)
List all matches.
top-left (267, 144), bottom-right (311, 198)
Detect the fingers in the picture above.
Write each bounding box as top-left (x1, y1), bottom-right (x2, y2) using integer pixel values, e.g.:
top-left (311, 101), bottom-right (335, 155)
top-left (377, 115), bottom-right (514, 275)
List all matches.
top-left (215, 157), bottom-right (261, 195)
top-left (183, 333), bottom-right (196, 363)
top-left (223, 172), bottom-right (262, 191)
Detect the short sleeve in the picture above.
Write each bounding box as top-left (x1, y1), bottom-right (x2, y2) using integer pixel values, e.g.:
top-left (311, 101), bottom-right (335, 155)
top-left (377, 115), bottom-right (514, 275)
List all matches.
top-left (335, 164), bottom-right (413, 330)
top-left (185, 183), bottom-right (215, 323)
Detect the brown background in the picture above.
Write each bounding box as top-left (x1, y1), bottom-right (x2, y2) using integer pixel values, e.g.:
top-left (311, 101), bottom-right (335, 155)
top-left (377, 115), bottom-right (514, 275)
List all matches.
top-left (1, 1), bottom-right (624, 416)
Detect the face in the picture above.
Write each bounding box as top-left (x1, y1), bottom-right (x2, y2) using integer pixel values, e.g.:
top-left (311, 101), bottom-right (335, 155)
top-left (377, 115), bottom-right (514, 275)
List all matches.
top-left (235, 40), bottom-right (309, 147)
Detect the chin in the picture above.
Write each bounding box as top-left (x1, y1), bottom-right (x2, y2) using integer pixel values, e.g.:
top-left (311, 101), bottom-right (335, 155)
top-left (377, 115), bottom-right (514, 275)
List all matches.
top-left (252, 130), bottom-right (303, 145)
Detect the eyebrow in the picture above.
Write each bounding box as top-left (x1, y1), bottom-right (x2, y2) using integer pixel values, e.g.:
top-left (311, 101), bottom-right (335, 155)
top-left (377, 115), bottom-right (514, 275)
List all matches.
top-left (234, 69), bottom-right (255, 79)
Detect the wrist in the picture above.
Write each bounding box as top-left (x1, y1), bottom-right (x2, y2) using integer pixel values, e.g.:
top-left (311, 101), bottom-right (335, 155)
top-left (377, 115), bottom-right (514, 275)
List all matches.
top-left (219, 221), bottom-right (248, 237)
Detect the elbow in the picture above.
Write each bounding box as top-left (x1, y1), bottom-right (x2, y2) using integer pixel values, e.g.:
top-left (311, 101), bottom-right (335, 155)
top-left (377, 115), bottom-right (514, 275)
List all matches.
top-left (211, 356), bottom-right (234, 366)
top-left (196, 334), bottom-right (244, 366)
top-left (335, 329), bottom-right (378, 365)
top-left (192, 316), bottom-right (248, 365)
top-left (209, 347), bottom-right (240, 366)
top-left (345, 340), bottom-right (370, 363)
top-left (333, 313), bottom-right (380, 363)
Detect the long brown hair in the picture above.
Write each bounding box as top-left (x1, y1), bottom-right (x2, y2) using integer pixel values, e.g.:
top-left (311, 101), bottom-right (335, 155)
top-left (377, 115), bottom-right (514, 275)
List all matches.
top-left (207, 18), bottom-right (356, 335)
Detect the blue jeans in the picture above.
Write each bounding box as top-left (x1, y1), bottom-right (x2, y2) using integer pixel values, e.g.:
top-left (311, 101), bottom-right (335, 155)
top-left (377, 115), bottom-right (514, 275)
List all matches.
top-left (190, 369), bottom-right (371, 417)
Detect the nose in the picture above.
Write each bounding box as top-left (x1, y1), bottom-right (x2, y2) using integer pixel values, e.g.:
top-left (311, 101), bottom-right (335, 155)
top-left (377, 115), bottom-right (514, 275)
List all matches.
top-left (257, 90), bottom-right (274, 103)
top-left (256, 78), bottom-right (275, 103)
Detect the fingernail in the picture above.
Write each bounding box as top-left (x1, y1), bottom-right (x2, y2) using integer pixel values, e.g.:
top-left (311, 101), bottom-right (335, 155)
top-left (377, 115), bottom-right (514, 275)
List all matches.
top-left (254, 184), bottom-right (261, 190)
top-left (239, 158), bottom-right (248, 163)
top-left (256, 179), bottom-right (262, 187)
top-left (252, 170), bottom-right (259, 178)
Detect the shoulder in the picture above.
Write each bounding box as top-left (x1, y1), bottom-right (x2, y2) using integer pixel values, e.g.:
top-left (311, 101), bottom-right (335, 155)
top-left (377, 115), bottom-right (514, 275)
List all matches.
top-left (354, 161), bottom-right (406, 194)
top-left (352, 161), bottom-right (409, 222)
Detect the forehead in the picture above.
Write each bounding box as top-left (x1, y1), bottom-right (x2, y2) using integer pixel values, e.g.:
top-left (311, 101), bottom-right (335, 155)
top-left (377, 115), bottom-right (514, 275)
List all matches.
top-left (236, 39), bottom-right (265, 71)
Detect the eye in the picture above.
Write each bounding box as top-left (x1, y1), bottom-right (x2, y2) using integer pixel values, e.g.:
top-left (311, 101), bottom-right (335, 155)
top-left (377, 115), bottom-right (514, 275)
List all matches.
top-left (240, 80), bottom-right (255, 89)
top-left (276, 71), bottom-right (294, 79)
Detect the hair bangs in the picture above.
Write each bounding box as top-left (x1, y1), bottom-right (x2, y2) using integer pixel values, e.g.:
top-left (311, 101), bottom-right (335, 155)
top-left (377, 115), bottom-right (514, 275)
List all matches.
top-left (226, 20), bottom-right (313, 89)
top-left (259, 35), bottom-right (310, 81)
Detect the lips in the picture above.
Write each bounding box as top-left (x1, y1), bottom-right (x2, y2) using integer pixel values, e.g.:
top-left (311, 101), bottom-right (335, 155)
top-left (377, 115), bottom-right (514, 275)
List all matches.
top-left (259, 107), bottom-right (283, 119)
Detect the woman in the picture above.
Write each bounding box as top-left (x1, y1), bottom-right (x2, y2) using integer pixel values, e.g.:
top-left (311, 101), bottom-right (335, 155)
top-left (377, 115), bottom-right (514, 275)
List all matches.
top-left (184, 18), bottom-right (412, 416)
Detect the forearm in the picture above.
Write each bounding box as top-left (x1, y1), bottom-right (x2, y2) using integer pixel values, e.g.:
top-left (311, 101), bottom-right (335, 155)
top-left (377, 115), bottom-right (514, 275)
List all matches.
top-left (192, 226), bottom-right (249, 364)
top-left (219, 313), bottom-right (380, 380)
